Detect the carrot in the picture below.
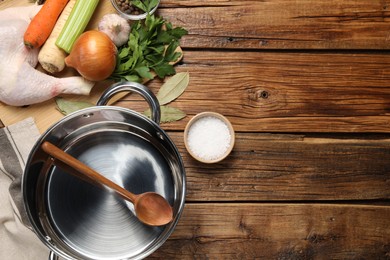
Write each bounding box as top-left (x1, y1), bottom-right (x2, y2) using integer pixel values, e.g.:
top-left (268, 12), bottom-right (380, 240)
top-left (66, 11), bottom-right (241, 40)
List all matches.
top-left (38, 0), bottom-right (77, 73)
top-left (24, 0), bottom-right (70, 49)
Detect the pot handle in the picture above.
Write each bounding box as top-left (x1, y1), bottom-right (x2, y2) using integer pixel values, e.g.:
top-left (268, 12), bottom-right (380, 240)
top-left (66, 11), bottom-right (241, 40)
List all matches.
top-left (48, 251), bottom-right (59, 260)
top-left (96, 81), bottom-right (161, 125)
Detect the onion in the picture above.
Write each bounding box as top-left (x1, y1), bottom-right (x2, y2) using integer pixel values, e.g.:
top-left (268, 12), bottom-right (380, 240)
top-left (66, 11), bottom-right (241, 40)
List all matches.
top-left (65, 30), bottom-right (117, 81)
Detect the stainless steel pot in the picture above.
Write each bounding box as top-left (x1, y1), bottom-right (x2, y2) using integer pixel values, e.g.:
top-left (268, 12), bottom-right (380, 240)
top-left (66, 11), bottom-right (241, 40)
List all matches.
top-left (22, 82), bottom-right (186, 260)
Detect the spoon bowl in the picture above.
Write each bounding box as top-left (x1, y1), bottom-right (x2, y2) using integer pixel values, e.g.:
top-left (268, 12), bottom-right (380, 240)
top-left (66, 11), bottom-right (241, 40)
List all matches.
top-left (134, 192), bottom-right (174, 226)
top-left (41, 141), bottom-right (173, 226)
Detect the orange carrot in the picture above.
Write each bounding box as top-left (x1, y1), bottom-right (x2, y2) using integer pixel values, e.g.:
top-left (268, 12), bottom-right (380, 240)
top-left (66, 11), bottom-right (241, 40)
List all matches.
top-left (24, 0), bottom-right (70, 49)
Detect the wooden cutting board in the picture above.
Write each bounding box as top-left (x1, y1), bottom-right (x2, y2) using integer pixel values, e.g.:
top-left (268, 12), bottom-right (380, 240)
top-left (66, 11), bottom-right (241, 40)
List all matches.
top-left (0, 0), bottom-right (118, 133)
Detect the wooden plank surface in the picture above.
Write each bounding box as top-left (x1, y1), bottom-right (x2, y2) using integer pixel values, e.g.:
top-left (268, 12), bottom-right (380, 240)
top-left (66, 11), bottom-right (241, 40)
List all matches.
top-left (0, 0), bottom-right (389, 259)
top-left (3, 49), bottom-right (390, 133)
top-left (2, 1), bottom-right (390, 132)
top-left (160, 0), bottom-right (390, 50)
top-left (117, 50), bottom-right (390, 133)
top-left (168, 133), bottom-right (390, 201)
top-left (149, 203), bottom-right (390, 259)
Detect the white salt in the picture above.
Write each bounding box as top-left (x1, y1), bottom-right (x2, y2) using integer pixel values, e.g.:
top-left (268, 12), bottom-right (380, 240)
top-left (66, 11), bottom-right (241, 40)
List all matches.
top-left (187, 116), bottom-right (231, 161)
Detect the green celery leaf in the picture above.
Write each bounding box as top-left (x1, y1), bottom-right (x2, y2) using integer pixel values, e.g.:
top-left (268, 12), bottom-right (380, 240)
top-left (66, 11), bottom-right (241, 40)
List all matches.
top-left (118, 47), bottom-right (130, 59)
top-left (131, 46), bottom-right (143, 70)
top-left (170, 52), bottom-right (183, 63)
top-left (135, 66), bottom-right (154, 79)
top-left (148, 0), bottom-right (159, 11)
top-left (164, 41), bottom-right (180, 61)
top-left (165, 22), bottom-right (173, 30)
top-left (156, 30), bottom-right (174, 44)
top-left (128, 33), bottom-right (139, 50)
top-left (153, 63), bottom-right (176, 78)
top-left (148, 45), bottom-right (165, 55)
top-left (132, 0), bottom-right (147, 12)
top-left (124, 74), bottom-right (141, 82)
top-left (111, 14), bottom-right (187, 82)
top-left (145, 12), bottom-right (154, 27)
top-left (118, 56), bottom-right (135, 71)
top-left (169, 27), bottom-right (189, 38)
top-left (138, 26), bottom-right (149, 43)
top-left (145, 52), bottom-right (164, 64)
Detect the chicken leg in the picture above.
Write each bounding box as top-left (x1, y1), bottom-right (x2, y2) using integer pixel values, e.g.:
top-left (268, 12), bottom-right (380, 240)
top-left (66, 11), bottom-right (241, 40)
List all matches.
top-left (0, 5), bottom-right (94, 106)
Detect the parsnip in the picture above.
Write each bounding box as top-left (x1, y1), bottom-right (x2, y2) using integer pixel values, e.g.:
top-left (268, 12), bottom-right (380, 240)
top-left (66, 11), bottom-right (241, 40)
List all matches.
top-left (38, 0), bottom-right (76, 74)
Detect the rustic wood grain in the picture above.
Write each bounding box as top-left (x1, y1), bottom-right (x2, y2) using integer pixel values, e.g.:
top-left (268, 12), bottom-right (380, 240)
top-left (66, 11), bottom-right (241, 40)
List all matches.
top-left (116, 50), bottom-right (390, 133)
top-left (4, 49), bottom-right (390, 133)
top-left (167, 132), bottom-right (390, 201)
top-left (0, 1), bottom-right (389, 259)
top-left (3, 0), bottom-right (390, 50)
top-left (2, 1), bottom-right (390, 133)
top-left (159, 0), bottom-right (390, 50)
top-left (149, 203), bottom-right (390, 259)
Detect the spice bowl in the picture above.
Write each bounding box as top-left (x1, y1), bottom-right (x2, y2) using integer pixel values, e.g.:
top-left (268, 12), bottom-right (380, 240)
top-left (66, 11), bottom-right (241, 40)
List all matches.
top-left (110, 0), bottom-right (160, 20)
top-left (184, 112), bottom-right (235, 164)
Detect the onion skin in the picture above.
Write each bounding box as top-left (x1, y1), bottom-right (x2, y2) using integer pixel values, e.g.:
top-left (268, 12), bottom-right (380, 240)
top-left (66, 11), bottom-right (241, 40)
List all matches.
top-left (65, 30), bottom-right (117, 81)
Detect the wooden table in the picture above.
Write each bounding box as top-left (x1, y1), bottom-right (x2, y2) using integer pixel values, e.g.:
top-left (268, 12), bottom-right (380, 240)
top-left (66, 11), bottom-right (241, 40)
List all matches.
top-left (1, 0), bottom-right (390, 259)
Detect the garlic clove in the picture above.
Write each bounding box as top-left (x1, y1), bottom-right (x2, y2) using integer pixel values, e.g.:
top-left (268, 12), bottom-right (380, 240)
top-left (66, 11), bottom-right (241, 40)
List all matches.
top-left (98, 13), bottom-right (130, 47)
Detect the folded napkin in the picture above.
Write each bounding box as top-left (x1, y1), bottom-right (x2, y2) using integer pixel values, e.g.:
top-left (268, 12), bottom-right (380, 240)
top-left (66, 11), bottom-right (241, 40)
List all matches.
top-left (0, 117), bottom-right (49, 260)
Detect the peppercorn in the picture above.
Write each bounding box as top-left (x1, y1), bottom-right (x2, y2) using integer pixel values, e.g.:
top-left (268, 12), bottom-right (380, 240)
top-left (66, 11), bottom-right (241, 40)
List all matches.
top-left (115, 0), bottom-right (146, 15)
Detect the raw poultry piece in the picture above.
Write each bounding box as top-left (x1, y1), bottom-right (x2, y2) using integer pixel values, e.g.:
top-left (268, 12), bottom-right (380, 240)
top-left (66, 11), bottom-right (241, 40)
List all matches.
top-left (0, 5), bottom-right (94, 106)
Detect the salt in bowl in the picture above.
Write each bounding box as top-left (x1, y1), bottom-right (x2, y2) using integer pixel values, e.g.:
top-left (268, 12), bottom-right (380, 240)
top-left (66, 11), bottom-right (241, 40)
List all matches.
top-left (184, 112), bottom-right (235, 163)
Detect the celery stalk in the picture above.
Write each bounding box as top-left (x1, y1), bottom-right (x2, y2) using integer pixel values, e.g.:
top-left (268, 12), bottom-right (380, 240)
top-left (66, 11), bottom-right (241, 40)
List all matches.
top-left (56, 0), bottom-right (100, 53)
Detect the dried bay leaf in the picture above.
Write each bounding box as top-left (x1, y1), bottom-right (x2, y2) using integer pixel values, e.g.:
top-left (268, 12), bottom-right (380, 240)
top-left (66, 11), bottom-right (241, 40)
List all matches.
top-left (55, 98), bottom-right (94, 115)
top-left (144, 106), bottom-right (186, 123)
top-left (156, 72), bottom-right (189, 105)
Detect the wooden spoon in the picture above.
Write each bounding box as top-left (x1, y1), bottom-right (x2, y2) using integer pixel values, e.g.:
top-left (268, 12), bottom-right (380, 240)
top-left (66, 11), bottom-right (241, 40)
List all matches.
top-left (41, 141), bottom-right (173, 226)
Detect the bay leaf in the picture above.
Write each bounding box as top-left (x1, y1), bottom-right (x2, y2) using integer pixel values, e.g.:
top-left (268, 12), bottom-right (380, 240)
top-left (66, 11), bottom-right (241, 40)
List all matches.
top-left (156, 72), bottom-right (189, 105)
top-left (55, 98), bottom-right (94, 115)
top-left (144, 105), bottom-right (186, 123)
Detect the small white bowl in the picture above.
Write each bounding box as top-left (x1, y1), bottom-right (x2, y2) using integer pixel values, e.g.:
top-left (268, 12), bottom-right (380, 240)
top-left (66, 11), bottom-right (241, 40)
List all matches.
top-left (184, 112), bottom-right (235, 164)
top-left (110, 0), bottom-right (160, 20)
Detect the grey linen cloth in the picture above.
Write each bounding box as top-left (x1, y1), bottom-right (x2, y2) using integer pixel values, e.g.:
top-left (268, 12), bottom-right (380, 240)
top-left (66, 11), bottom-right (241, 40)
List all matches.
top-left (0, 117), bottom-right (49, 259)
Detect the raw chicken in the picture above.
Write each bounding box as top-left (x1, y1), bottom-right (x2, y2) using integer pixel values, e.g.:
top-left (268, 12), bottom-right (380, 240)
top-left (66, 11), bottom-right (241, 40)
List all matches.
top-left (0, 5), bottom-right (94, 106)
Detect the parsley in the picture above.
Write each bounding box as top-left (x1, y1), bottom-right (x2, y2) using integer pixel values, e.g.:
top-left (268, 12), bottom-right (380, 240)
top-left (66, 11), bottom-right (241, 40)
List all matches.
top-left (110, 15), bottom-right (188, 83)
top-left (132, 0), bottom-right (159, 12)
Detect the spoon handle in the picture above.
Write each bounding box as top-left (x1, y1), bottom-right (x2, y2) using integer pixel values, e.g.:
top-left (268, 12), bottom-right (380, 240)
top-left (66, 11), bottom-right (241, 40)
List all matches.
top-left (41, 141), bottom-right (137, 203)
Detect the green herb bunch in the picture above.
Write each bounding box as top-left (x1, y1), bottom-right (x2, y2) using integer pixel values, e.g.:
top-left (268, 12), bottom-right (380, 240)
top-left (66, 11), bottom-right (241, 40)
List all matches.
top-left (110, 15), bottom-right (188, 82)
top-left (132, 0), bottom-right (159, 13)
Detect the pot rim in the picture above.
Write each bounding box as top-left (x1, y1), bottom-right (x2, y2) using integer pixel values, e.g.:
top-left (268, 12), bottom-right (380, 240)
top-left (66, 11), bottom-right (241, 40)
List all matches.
top-left (22, 82), bottom-right (186, 260)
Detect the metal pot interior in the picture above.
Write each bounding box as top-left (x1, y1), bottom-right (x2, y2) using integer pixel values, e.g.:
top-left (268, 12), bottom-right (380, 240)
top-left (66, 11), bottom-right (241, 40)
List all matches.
top-left (23, 107), bottom-right (185, 260)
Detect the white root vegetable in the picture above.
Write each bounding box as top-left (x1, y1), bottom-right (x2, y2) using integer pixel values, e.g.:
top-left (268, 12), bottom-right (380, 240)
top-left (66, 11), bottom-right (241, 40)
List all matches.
top-left (38, 0), bottom-right (76, 73)
top-left (98, 13), bottom-right (130, 47)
